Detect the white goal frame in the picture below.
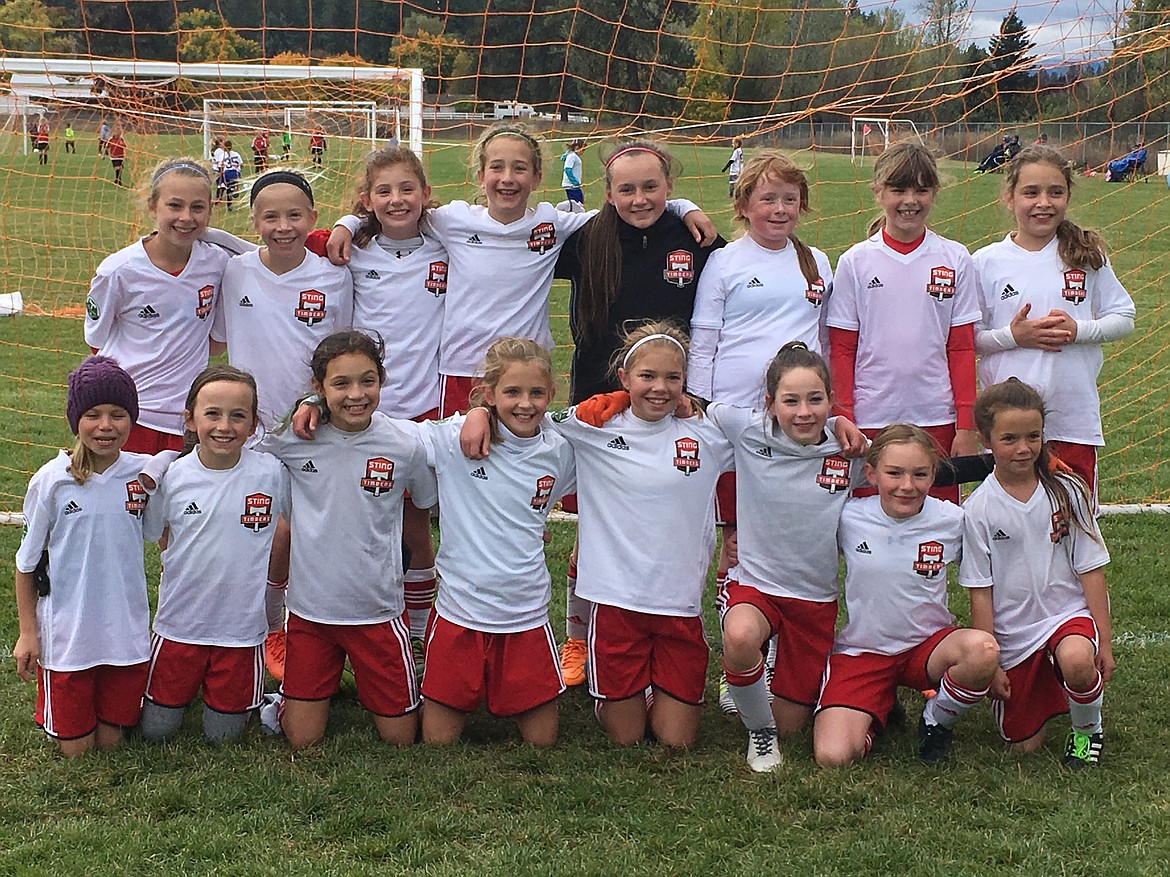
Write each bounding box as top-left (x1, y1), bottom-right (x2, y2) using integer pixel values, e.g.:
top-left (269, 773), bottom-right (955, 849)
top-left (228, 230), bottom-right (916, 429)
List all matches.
top-left (0, 58), bottom-right (424, 156)
top-left (851, 116), bottom-right (925, 163)
top-left (202, 100), bottom-right (378, 160)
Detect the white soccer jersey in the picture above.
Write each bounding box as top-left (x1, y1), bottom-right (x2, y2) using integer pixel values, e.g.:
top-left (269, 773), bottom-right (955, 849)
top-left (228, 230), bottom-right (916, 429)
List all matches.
top-left (833, 495), bottom-right (964, 656)
top-left (213, 249), bottom-right (354, 428)
top-left (972, 234), bottom-right (1136, 445)
top-left (143, 449), bottom-right (290, 648)
top-left (728, 147), bottom-right (744, 176)
top-left (960, 473), bottom-right (1109, 669)
top-left (425, 200), bottom-right (593, 375)
top-left (16, 451), bottom-right (152, 671)
top-left (348, 234), bottom-right (447, 418)
top-left (260, 414), bottom-right (437, 625)
top-left (84, 239), bottom-right (232, 434)
top-left (561, 151), bottom-right (583, 189)
top-left (826, 230), bottom-right (980, 429)
top-left (554, 408), bottom-right (734, 617)
top-left (708, 404), bottom-right (862, 602)
top-left (690, 235), bottom-right (833, 406)
top-left (418, 415), bottom-right (576, 633)
top-left (211, 147), bottom-right (226, 172)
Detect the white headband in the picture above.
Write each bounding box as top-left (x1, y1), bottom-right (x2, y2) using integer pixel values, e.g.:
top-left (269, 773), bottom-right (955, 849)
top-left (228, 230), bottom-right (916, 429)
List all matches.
top-left (622, 333), bottom-right (686, 368)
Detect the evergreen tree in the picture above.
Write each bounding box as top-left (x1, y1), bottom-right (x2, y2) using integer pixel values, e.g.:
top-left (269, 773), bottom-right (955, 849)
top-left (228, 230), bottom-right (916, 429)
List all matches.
top-left (986, 11), bottom-right (1036, 121)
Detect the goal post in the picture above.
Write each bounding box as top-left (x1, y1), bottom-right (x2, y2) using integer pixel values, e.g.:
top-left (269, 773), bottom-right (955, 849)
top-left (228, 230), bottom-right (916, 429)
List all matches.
top-left (851, 117), bottom-right (925, 163)
top-left (201, 100), bottom-right (378, 162)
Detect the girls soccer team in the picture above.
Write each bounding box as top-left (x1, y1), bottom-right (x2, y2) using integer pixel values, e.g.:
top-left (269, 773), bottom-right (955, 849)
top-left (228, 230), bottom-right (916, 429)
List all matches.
top-left (13, 127), bottom-right (1132, 770)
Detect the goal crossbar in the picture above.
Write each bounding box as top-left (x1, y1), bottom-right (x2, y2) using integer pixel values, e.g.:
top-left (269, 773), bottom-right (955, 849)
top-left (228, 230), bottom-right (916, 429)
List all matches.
top-left (851, 117), bottom-right (925, 163)
top-left (202, 100), bottom-right (379, 159)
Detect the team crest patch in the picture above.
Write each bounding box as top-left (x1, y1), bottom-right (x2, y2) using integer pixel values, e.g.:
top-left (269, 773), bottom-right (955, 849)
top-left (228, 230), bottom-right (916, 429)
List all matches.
top-left (913, 540), bottom-right (945, 577)
top-left (195, 284), bottom-right (214, 320)
top-left (815, 455), bottom-right (851, 493)
top-left (531, 474), bottom-right (556, 510)
top-left (1050, 510), bottom-right (1069, 543)
top-left (528, 222), bottom-right (556, 254)
top-left (241, 493), bottom-right (273, 531)
top-left (294, 289), bottom-right (327, 326)
top-left (805, 276), bottom-right (826, 307)
top-left (85, 296), bottom-right (99, 320)
top-left (125, 480), bottom-right (147, 518)
top-left (673, 437), bottom-right (701, 476)
top-left (1062, 269), bottom-right (1087, 305)
top-left (425, 260), bottom-right (448, 296)
top-left (926, 266), bottom-right (955, 301)
top-left (663, 249), bottom-right (695, 288)
top-left (552, 408), bottom-right (572, 423)
top-left (360, 457), bottom-right (395, 496)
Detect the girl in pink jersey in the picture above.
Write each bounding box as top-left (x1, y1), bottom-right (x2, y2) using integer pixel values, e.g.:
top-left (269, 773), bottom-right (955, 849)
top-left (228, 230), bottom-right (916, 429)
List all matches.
top-left (139, 366), bottom-right (288, 743)
top-left (961, 379), bottom-right (1112, 768)
top-left (814, 424), bottom-right (999, 767)
top-left (826, 142), bottom-right (980, 503)
top-left (13, 357), bottom-right (151, 757)
top-left (416, 338), bottom-right (574, 747)
top-left (715, 342), bottom-right (863, 771)
top-left (972, 146), bottom-right (1135, 498)
top-left (259, 331), bottom-right (436, 749)
top-left (85, 158), bottom-right (241, 455)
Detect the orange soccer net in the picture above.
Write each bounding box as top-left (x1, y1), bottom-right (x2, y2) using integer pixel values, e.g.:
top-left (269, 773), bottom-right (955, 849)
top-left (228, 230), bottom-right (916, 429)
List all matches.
top-left (0, 0), bottom-right (1166, 508)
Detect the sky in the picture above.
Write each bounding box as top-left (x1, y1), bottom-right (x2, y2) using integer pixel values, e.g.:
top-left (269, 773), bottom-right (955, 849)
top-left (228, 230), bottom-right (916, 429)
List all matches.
top-left (882, 0), bottom-right (1127, 62)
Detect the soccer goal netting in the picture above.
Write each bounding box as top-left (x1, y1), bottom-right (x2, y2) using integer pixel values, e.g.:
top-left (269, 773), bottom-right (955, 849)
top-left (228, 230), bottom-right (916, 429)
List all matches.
top-left (0, 4), bottom-right (1166, 513)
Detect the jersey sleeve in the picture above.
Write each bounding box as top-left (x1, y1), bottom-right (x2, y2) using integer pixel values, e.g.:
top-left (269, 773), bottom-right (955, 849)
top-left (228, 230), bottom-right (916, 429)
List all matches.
top-left (83, 262), bottom-right (121, 350)
top-left (824, 248), bottom-right (860, 331)
top-left (141, 476), bottom-right (170, 544)
top-left (949, 247), bottom-right (981, 327)
top-left (1065, 477), bottom-right (1111, 574)
top-left (14, 468), bottom-right (52, 573)
top-left (404, 441), bottom-right (439, 510)
top-left (958, 494), bottom-right (994, 589)
top-left (333, 213), bottom-right (364, 235)
top-left (1089, 260), bottom-right (1136, 320)
top-left (705, 401), bottom-right (752, 444)
top-left (689, 249), bottom-right (728, 331)
top-left (200, 227), bottom-right (259, 256)
top-left (334, 267), bottom-right (355, 328)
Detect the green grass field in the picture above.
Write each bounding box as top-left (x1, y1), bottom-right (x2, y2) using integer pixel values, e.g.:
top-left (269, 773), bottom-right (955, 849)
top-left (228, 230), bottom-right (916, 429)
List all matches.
top-left (1, 132), bottom-right (1169, 876)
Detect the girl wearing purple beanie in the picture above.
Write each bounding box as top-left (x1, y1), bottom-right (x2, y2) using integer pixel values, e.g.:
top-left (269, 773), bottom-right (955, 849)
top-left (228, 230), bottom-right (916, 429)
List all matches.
top-left (12, 356), bottom-right (153, 757)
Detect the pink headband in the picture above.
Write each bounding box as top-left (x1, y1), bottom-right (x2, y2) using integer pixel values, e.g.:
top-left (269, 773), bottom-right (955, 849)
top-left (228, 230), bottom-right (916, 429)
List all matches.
top-left (604, 145), bottom-right (667, 170)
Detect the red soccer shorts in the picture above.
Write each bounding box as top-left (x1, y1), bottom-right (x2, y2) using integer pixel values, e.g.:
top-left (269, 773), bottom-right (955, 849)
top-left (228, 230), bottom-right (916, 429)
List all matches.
top-left (816, 626), bottom-right (958, 731)
top-left (36, 662), bottom-right (148, 740)
top-left (439, 374), bottom-right (481, 419)
top-left (145, 635), bottom-right (264, 714)
top-left (587, 603), bottom-right (708, 705)
top-left (421, 614), bottom-right (564, 717)
top-left (714, 471), bottom-right (737, 527)
top-left (281, 611), bottom-right (419, 718)
top-left (724, 582), bottom-right (837, 707)
top-left (1046, 441), bottom-right (1097, 506)
top-left (994, 615), bottom-right (1098, 743)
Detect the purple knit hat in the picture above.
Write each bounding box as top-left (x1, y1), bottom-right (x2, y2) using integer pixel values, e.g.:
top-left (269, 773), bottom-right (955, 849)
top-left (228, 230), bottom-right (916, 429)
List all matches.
top-left (66, 355), bottom-right (139, 434)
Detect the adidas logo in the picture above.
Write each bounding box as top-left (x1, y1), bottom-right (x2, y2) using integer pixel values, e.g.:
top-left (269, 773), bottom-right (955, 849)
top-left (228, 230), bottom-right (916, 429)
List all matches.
top-left (746, 277), bottom-right (764, 289)
top-left (1001, 284), bottom-right (1019, 300)
top-left (606, 436), bottom-right (630, 450)
top-left (365, 269), bottom-right (381, 279)
top-left (866, 277), bottom-right (883, 289)
top-left (992, 529), bottom-right (1011, 541)
top-left (301, 460), bottom-right (318, 473)
top-left (183, 502), bottom-right (202, 516)
top-left (138, 305), bottom-right (160, 319)
top-left (755, 446), bottom-right (773, 458)
top-left (466, 234), bottom-right (482, 245)
top-left (63, 500), bottom-right (82, 515)
top-left (470, 466), bottom-right (488, 480)
top-left (239, 296), bottom-right (253, 308)
top-left (855, 541), bottom-right (871, 554)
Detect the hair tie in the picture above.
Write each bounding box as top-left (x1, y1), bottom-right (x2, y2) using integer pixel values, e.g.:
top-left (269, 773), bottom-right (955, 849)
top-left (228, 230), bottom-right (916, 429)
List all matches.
top-left (604, 145), bottom-right (666, 169)
top-left (250, 170), bottom-right (315, 207)
top-left (622, 333), bottom-right (686, 368)
top-left (151, 162), bottom-right (211, 186)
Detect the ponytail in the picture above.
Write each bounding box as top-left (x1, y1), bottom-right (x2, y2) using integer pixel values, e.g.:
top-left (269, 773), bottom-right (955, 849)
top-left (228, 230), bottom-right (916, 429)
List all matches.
top-left (575, 203), bottom-right (623, 343)
top-left (790, 234), bottom-right (822, 289)
top-left (65, 438), bottom-right (99, 486)
top-left (1055, 219), bottom-right (1108, 272)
